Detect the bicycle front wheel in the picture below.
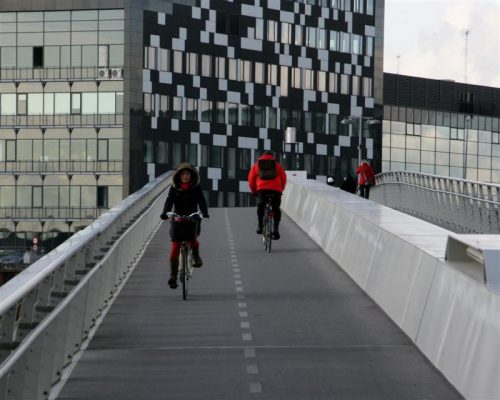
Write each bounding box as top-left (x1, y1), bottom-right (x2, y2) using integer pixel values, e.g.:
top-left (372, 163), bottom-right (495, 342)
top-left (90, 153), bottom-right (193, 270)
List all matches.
top-left (180, 247), bottom-right (189, 300)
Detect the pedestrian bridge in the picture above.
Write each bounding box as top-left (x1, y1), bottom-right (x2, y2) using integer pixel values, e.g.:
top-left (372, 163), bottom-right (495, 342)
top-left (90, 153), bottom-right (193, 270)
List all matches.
top-left (1, 172), bottom-right (499, 400)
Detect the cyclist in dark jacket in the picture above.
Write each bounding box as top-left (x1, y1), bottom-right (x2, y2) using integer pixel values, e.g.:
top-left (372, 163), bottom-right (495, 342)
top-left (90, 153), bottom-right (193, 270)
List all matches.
top-left (160, 163), bottom-right (209, 289)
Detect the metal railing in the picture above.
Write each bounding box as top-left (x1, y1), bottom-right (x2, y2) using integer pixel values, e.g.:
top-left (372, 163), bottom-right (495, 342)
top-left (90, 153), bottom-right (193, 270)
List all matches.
top-left (370, 171), bottom-right (500, 233)
top-left (0, 171), bottom-right (171, 399)
top-left (0, 114), bottom-right (123, 128)
top-left (0, 160), bottom-right (123, 174)
top-left (0, 66), bottom-right (124, 82)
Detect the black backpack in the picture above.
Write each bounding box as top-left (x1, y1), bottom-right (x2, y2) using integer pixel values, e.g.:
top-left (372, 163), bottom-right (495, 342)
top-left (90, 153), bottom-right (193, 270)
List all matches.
top-left (258, 159), bottom-right (277, 180)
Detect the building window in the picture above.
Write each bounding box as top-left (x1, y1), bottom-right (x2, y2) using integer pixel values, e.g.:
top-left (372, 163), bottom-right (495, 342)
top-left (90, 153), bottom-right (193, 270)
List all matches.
top-left (329, 31), bottom-right (339, 51)
top-left (215, 102), bottom-right (225, 124)
top-left (341, 32), bottom-right (350, 53)
top-left (186, 98), bottom-right (198, 121)
top-left (294, 25), bottom-right (303, 46)
top-left (187, 52), bottom-right (198, 75)
top-left (281, 22), bottom-right (292, 44)
top-left (367, 0), bottom-right (374, 15)
top-left (241, 104), bottom-right (251, 126)
top-left (33, 47), bottom-right (44, 68)
top-left (304, 69), bottom-right (314, 90)
top-left (97, 186), bottom-right (108, 208)
top-left (353, 0), bottom-right (364, 13)
top-left (268, 64), bottom-right (278, 85)
top-left (267, 20), bottom-right (278, 42)
top-left (172, 96), bottom-right (182, 119)
top-left (17, 94), bottom-right (27, 115)
top-left (255, 105), bottom-right (266, 128)
top-left (71, 93), bottom-right (81, 115)
top-left (201, 100), bottom-right (212, 122)
top-left (268, 107), bottom-right (278, 129)
top-left (33, 186), bottom-right (43, 208)
top-left (144, 140), bottom-right (153, 163)
top-left (255, 62), bottom-right (265, 84)
top-left (363, 77), bottom-right (372, 97)
top-left (318, 29), bottom-right (327, 49)
top-left (160, 95), bottom-right (170, 117)
top-left (292, 67), bottom-right (301, 89)
top-left (211, 146), bottom-right (225, 168)
top-left (340, 74), bottom-right (350, 94)
top-left (215, 57), bottom-right (225, 79)
top-left (228, 58), bottom-right (238, 80)
top-left (352, 35), bottom-right (362, 55)
top-left (306, 27), bottom-right (316, 47)
top-left (98, 139), bottom-right (108, 161)
top-left (201, 55), bottom-right (212, 77)
top-left (160, 49), bottom-right (170, 71)
top-left (352, 76), bottom-right (360, 96)
top-left (280, 66), bottom-right (289, 96)
top-left (366, 37), bottom-right (373, 56)
top-left (228, 103), bottom-right (238, 125)
top-left (317, 71), bottom-right (326, 92)
top-left (173, 51), bottom-right (183, 73)
top-left (241, 60), bottom-right (252, 82)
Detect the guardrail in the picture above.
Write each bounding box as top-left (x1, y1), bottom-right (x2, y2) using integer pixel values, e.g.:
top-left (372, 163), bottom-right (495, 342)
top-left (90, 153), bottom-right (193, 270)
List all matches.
top-left (370, 171), bottom-right (500, 233)
top-left (0, 172), bottom-right (171, 399)
top-left (282, 174), bottom-right (500, 400)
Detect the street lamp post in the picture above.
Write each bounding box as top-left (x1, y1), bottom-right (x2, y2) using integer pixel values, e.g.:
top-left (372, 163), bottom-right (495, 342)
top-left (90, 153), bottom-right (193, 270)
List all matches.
top-left (463, 115), bottom-right (472, 179)
top-left (341, 116), bottom-right (380, 165)
top-left (282, 117), bottom-right (298, 170)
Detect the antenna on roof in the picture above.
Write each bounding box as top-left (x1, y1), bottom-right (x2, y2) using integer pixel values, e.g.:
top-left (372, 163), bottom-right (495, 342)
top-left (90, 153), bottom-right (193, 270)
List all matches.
top-left (465, 30), bottom-right (470, 84)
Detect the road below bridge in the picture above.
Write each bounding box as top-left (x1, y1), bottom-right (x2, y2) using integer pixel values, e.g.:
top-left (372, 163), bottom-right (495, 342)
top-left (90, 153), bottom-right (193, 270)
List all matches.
top-left (57, 207), bottom-right (462, 400)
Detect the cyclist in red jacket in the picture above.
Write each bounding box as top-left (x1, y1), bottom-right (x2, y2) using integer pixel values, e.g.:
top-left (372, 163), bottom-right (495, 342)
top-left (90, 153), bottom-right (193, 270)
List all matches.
top-left (248, 151), bottom-right (287, 239)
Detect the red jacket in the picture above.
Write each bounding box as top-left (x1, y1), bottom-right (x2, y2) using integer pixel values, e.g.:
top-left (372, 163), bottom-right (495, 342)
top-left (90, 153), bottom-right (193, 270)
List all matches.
top-left (248, 154), bottom-right (287, 194)
top-left (355, 161), bottom-right (375, 185)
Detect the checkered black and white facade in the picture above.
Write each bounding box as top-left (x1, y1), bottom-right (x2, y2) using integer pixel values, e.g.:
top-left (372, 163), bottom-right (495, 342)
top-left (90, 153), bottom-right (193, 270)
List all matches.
top-left (142, 0), bottom-right (384, 206)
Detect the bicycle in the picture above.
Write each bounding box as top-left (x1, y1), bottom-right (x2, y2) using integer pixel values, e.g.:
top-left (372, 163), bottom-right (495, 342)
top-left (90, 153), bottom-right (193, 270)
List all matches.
top-left (167, 211), bottom-right (203, 300)
top-left (262, 195), bottom-right (274, 253)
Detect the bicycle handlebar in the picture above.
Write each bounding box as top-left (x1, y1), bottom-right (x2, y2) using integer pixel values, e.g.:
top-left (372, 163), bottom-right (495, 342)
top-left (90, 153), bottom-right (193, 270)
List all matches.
top-left (166, 211), bottom-right (203, 219)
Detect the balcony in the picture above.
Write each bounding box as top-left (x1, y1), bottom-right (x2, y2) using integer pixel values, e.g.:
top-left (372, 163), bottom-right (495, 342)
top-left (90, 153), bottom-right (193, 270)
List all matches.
top-left (0, 66), bottom-right (124, 82)
top-left (0, 114), bottom-right (123, 128)
top-left (0, 207), bottom-right (108, 220)
top-left (0, 160), bottom-right (123, 174)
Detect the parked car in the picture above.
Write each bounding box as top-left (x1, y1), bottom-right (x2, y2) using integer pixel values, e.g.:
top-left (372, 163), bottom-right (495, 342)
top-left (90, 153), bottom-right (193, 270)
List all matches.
top-left (0, 254), bottom-right (24, 267)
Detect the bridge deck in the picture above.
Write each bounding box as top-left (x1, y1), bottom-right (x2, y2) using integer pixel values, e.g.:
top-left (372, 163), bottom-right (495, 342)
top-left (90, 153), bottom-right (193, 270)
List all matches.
top-left (56, 207), bottom-right (462, 400)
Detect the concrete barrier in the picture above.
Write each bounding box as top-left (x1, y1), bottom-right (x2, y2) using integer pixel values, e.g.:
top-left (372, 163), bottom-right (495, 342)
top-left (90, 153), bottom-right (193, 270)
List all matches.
top-left (281, 174), bottom-right (500, 400)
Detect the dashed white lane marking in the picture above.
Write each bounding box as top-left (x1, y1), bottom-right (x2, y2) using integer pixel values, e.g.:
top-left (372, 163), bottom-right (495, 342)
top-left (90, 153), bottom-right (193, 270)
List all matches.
top-left (244, 348), bottom-right (256, 358)
top-left (242, 333), bottom-right (253, 341)
top-left (246, 365), bottom-right (259, 374)
top-left (225, 210), bottom-right (261, 395)
top-left (249, 383), bottom-right (262, 393)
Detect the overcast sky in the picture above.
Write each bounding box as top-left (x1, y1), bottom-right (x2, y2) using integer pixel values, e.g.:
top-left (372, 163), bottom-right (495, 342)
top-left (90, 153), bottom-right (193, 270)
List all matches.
top-left (384, 0), bottom-right (500, 88)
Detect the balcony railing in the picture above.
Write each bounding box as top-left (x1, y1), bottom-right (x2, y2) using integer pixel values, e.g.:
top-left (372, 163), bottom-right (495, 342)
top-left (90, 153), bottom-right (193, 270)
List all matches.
top-left (0, 66), bottom-right (124, 82)
top-left (0, 160), bottom-right (123, 174)
top-left (0, 113), bottom-right (123, 127)
top-left (0, 207), bottom-right (109, 220)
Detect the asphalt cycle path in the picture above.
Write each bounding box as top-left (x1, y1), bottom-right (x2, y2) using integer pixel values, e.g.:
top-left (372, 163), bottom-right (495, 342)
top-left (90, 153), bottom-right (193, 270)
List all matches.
top-left (57, 207), bottom-right (462, 400)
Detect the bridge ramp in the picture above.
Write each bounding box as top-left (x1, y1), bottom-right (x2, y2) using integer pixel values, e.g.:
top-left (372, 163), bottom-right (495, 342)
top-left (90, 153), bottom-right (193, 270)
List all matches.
top-left (56, 207), bottom-right (461, 400)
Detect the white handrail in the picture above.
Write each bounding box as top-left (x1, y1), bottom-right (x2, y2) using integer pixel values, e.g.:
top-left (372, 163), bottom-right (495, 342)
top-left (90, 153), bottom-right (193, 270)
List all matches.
top-left (0, 171), bottom-right (172, 399)
top-left (371, 171), bottom-right (500, 233)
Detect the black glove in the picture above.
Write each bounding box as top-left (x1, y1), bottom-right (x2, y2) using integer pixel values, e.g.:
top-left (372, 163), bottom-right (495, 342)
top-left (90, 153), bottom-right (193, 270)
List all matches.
top-left (160, 212), bottom-right (168, 220)
top-left (203, 213), bottom-right (209, 219)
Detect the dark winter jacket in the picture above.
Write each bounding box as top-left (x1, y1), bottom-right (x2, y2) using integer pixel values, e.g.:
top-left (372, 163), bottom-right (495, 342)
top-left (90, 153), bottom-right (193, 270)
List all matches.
top-left (162, 163), bottom-right (209, 217)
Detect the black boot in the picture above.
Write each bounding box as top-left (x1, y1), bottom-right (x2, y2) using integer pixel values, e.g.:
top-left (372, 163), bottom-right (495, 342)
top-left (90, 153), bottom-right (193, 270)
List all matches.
top-left (192, 247), bottom-right (203, 268)
top-left (168, 259), bottom-right (179, 288)
top-left (256, 219), bottom-right (263, 234)
top-left (273, 222), bottom-right (280, 240)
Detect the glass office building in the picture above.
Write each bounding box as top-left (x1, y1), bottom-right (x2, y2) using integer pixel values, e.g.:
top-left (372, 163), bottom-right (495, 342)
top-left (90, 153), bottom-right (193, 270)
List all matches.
top-left (0, 0), bottom-right (384, 251)
top-left (382, 73), bottom-right (500, 183)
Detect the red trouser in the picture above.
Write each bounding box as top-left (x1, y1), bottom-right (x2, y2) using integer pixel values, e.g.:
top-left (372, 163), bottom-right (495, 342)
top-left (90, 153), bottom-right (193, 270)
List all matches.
top-left (170, 240), bottom-right (199, 261)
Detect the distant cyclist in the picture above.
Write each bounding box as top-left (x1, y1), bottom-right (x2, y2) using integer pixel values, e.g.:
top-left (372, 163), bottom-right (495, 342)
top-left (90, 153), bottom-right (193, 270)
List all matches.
top-left (160, 163), bottom-right (209, 289)
top-left (248, 151), bottom-right (287, 240)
